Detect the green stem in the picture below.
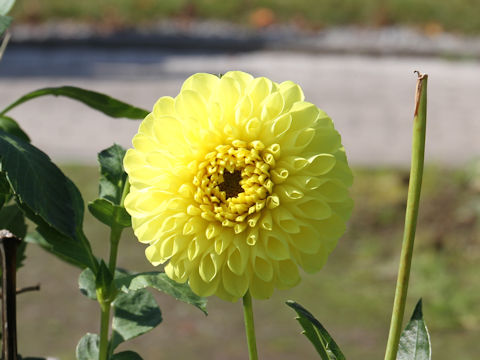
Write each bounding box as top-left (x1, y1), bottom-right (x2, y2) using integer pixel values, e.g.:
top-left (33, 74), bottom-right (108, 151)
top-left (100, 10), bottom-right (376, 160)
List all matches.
top-left (99, 178), bottom-right (131, 359)
top-left (384, 72), bottom-right (428, 360)
top-left (108, 225), bottom-right (122, 273)
top-left (98, 301), bottom-right (111, 360)
top-left (242, 290), bottom-right (259, 360)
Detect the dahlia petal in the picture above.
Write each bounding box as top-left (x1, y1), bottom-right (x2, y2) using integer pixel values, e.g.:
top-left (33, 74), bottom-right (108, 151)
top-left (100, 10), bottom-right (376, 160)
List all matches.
top-left (180, 73), bottom-right (220, 102)
top-left (275, 184), bottom-right (304, 202)
top-left (223, 71), bottom-right (254, 91)
top-left (245, 117), bottom-right (262, 139)
top-left (247, 77), bottom-right (274, 117)
top-left (278, 81), bottom-right (305, 111)
top-left (329, 197), bottom-right (354, 222)
top-left (153, 96), bottom-right (175, 117)
top-left (251, 248), bottom-right (274, 282)
top-left (315, 180), bottom-right (350, 202)
top-left (297, 243), bottom-right (329, 273)
top-left (199, 253), bottom-right (218, 282)
top-left (305, 154), bottom-right (336, 175)
top-left (216, 76), bottom-right (241, 125)
top-left (275, 260), bottom-right (300, 289)
top-left (213, 231), bottom-right (233, 254)
top-left (260, 211), bottom-right (273, 230)
top-left (222, 267), bottom-right (249, 299)
top-left (292, 198), bottom-right (332, 220)
top-left (249, 274), bottom-right (274, 299)
top-left (187, 235), bottom-right (210, 261)
top-left (265, 233), bottom-right (290, 260)
top-left (289, 101), bottom-right (320, 131)
top-left (261, 91), bottom-right (284, 122)
top-left (132, 133), bottom-right (159, 153)
top-left (288, 225), bottom-right (322, 254)
top-left (235, 95), bottom-right (253, 126)
top-left (306, 128), bottom-right (341, 154)
top-left (273, 207), bottom-right (301, 234)
top-left (189, 269), bottom-right (220, 297)
top-left (271, 168), bottom-right (289, 184)
top-left (145, 244), bottom-right (162, 265)
top-left (280, 128), bottom-right (316, 153)
top-left (151, 116), bottom-right (190, 154)
top-left (164, 262), bottom-right (186, 283)
top-left (270, 113), bottom-right (292, 138)
top-left (175, 89), bottom-right (209, 126)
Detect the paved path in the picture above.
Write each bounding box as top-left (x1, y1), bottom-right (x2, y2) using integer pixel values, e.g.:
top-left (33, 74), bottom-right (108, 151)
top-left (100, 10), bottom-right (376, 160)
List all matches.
top-left (1, 48), bottom-right (479, 166)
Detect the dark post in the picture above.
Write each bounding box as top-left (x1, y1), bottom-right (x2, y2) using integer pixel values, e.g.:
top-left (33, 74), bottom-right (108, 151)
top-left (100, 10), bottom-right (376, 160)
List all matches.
top-left (0, 229), bottom-right (20, 360)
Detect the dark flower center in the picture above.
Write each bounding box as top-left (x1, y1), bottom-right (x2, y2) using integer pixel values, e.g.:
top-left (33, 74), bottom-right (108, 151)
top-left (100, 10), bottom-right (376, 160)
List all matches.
top-left (218, 170), bottom-right (244, 199)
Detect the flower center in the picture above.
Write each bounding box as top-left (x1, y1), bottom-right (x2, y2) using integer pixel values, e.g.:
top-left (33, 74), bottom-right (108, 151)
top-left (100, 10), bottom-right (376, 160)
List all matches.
top-left (218, 170), bottom-right (244, 199)
top-left (193, 140), bottom-right (274, 231)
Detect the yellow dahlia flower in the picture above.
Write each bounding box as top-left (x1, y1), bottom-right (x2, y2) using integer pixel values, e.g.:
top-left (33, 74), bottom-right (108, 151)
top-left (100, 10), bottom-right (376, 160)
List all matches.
top-left (124, 71), bottom-right (353, 302)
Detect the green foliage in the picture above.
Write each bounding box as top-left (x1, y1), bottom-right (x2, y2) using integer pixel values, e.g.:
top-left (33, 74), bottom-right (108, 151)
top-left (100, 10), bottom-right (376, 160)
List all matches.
top-left (287, 300), bottom-right (345, 360)
top-left (0, 130), bottom-right (97, 270)
top-left (88, 144), bottom-right (131, 228)
top-left (88, 198), bottom-right (131, 228)
top-left (115, 271), bottom-right (208, 315)
top-left (111, 288), bottom-right (162, 350)
top-left (96, 260), bottom-right (116, 302)
top-left (79, 267), bottom-right (97, 300)
top-left (97, 144), bottom-right (128, 204)
top-left (0, 130), bottom-right (82, 238)
top-left (0, 172), bottom-right (11, 208)
top-left (0, 116), bottom-right (30, 143)
top-left (76, 333), bottom-right (99, 360)
top-left (0, 0), bottom-right (15, 15)
top-left (0, 86), bottom-right (149, 120)
top-left (25, 226), bottom-right (96, 270)
top-left (397, 300), bottom-right (431, 360)
top-left (0, 15), bottom-right (11, 37)
top-left (111, 351), bottom-right (143, 360)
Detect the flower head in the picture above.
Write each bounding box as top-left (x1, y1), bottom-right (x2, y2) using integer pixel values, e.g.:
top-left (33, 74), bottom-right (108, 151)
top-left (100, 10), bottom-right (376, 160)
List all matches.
top-left (124, 71), bottom-right (353, 302)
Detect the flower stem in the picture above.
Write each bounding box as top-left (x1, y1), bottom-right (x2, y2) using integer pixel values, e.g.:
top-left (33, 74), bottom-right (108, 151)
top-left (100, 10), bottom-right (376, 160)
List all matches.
top-left (98, 301), bottom-right (111, 360)
top-left (99, 178), bottom-right (131, 360)
top-left (384, 72), bottom-right (428, 360)
top-left (242, 290), bottom-right (259, 360)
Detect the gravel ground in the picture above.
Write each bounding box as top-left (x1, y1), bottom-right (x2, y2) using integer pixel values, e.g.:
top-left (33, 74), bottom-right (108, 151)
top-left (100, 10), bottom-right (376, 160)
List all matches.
top-left (2, 23), bottom-right (480, 167)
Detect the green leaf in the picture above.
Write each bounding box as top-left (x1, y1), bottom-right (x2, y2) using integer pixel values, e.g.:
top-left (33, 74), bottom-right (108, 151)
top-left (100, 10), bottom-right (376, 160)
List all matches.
top-left (111, 288), bottom-right (162, 350)
top-left (0, 116), bottom-right (30, 143)
top-left (19, 357), bottom-right (47, 360)
top-left (0, 130), bottom-right (97, 270)
top-left (95, 260), bottom-right (116, 302)
top-left (0, 130), bottom-right (81, 239)
top-left (75, 333), bottom-right (99, 360)
top-left (286, 300), bottom-right (345, 360)
top-left (111, 351), bottom-right (143, 360)
top-left (98, 144), bottom-right (128, 204)
top-left (0, 203), bottom-right (27, 268)
top-left (0, 0), bottom-right (15, 16)
top-left (78, 268), bottom-right (97, 300)
top-left (0, 172), bottom-right (11, 208)
top-left (0, 15), bottom-right (11, 37)
top-left (115, 271), bottom-right (207, 315)
top-left (0, 87), bottom-right (149, 120)
top-left (25, 226), bottom-right (96, 270)
top-left (397, 299), bottom-right (431, 360)
top-left (88, 198), bottom-right (131, 228)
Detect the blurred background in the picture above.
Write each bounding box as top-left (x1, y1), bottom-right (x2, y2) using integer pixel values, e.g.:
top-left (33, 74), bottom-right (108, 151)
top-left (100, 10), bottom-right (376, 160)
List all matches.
top-left (1, 0), bottom-right (480, 359)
